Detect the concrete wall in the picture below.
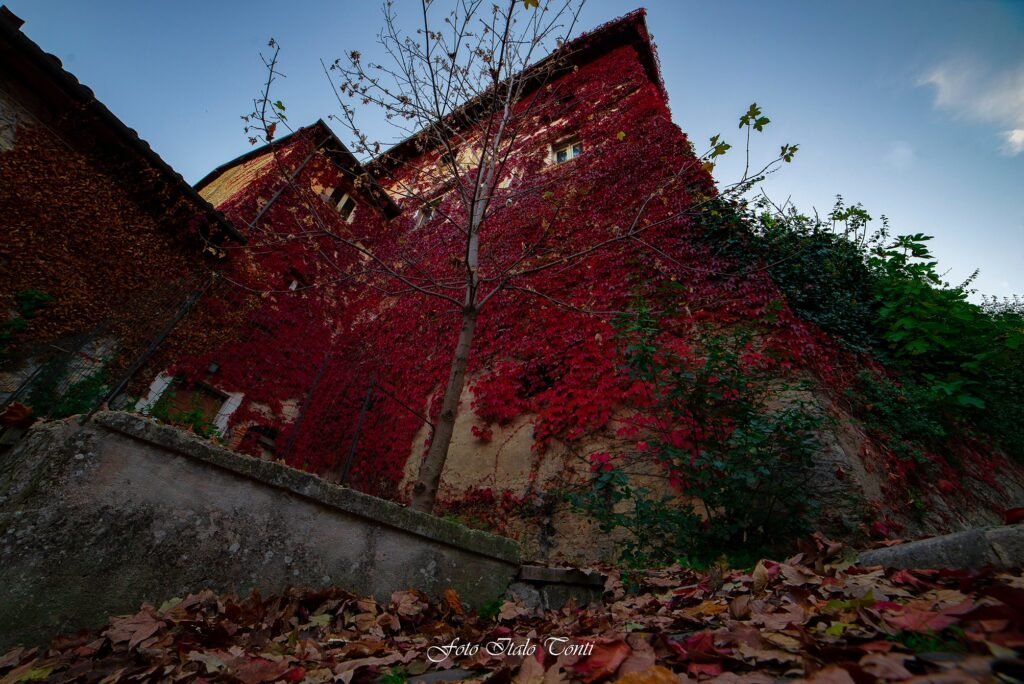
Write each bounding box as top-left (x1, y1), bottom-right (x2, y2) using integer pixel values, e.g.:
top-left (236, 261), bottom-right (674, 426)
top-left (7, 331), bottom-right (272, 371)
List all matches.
top-left (0, 412), bottom-right (519, 648)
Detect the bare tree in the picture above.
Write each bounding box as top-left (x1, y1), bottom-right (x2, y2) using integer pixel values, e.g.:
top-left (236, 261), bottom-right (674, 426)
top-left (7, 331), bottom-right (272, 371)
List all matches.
top-left (248, 0), bottom-right (796, 513)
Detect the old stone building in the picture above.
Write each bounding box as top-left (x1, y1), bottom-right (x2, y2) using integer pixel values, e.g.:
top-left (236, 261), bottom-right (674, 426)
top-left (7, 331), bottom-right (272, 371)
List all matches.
top-left (133, 11), bottom-right (695, 513)
top-left (0, 6), bottom-right (241, 441)
top-left (3, 7), bottom-right (1020, 565)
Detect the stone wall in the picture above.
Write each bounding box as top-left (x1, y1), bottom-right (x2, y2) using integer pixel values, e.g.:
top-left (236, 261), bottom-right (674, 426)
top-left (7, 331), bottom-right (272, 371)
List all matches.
top-left (0, 412), bottom-right (520, 648)
top-left (402, 382), bottom-right (1024, 566)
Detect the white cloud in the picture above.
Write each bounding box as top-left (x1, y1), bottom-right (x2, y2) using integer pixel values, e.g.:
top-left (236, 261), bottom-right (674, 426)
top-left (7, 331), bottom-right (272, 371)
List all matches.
top-left (1002, 129), bottom-right (1024, 155)
top-left (919, 59), bottom-right (1024, 155)
top-left (884, 141), bottom-right (915, 170)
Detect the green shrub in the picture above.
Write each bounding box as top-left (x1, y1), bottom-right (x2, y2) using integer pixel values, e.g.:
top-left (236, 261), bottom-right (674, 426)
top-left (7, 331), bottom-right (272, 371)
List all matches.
top-left (754, 198), bottom-right (1024, 462)
top-left (570, 303), bottom-right (823, 568)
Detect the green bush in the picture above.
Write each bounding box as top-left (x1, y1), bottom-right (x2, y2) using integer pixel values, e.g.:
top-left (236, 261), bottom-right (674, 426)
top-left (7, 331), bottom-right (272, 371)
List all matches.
top-left (755, 197), bottom-right (1024, 462)
top-left (146, 386), bottom-right (221, 438)
top-left (570, 303), bottom-right (823, 568)
top-left (26, 365), bottom-right (108, 419)
top-left (1, 289), bottom-right (54, 354)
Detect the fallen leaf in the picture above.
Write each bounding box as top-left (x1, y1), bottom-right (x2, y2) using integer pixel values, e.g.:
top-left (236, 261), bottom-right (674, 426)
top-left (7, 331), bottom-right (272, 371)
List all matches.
top-left (230, 656), bottom-right (294, 684)
top-left (103, 611), bottom-right (164, 649)
top-left (804, 665), bottom-right (855, 683)
top-left (616, 665), bottom-right (679, 684)
top-left (187, 651), bottom-right (228, 674)
top-left (571, 640), bottom-right (630, 683)
top-left (391, 590), bottom-right (428, 618)
top-left (884, 608), bottom-right (958, 633)
top-left (859, 653), bottom-right (913, 680)
top-left (515, 652), bottom-right (546, 683)
top-left (443, 588), bottom-right (464, 616)
top-left (728, 595), bottom-right (751, 620)
top-left (752, 562), bottom-right (769, 594)
top-left (688, 661), bottom-right (722, 677)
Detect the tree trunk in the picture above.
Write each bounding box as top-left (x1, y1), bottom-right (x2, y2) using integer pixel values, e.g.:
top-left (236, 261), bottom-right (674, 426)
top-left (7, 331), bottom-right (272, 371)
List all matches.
top-left (410, 306), bottom-right (478, 512)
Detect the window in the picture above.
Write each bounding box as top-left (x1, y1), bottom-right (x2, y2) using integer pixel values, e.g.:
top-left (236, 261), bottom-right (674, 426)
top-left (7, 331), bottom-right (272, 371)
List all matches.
top-left (551, 138), bottom-right (583, 165)
top-left (414, 204), bottom-right (434, 229)
top-left (329, 187), bottom-right (357, 223)
top-left (285, 268), bottom-right (310, 291)
top-left (154, 379), bottom-right (228, 437)
top-left (241, 425), bottom-right (278, 460)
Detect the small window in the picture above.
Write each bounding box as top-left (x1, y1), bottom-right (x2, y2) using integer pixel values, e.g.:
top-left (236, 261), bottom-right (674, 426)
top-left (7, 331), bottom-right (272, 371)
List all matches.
top-left (154, 379), bottom-right (226, 437)
top-left (241, 425), bottom-right (278, 460)
top-left (329, 187), bottom-right (357, 223)
top-left (551, 138), bottom-right (583, 165)
top-left (285, 267), bottom-right (310, 291)
top-left (414, 204), bottom-right (434, 229)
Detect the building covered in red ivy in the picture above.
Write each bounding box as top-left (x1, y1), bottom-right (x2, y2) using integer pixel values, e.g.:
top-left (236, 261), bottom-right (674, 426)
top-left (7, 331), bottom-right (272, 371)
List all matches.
top-left (123, 10), bottom-right (1021, 561)
top-left (138, 10), bottom-right (716, 488)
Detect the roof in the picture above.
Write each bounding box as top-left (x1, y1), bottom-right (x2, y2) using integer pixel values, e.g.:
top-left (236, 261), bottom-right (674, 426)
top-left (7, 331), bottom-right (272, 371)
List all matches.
top-left (0, 5), bottom-right (244, 245)
top-left (193, 9), bottom-right (658, 221)
top-left (370, 8), bottom-right (661, 172)
top-left (194, 119), bottom-right (401, 220)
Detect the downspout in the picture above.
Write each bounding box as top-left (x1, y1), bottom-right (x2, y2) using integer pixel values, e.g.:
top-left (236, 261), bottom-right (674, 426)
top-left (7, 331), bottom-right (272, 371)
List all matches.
top-left (85, 275), bottom-right (215, 422)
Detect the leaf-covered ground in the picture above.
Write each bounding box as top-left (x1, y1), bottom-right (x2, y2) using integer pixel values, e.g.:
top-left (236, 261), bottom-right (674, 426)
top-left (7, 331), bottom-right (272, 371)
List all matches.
top-left (2, 538), bottom-right (1022, 683)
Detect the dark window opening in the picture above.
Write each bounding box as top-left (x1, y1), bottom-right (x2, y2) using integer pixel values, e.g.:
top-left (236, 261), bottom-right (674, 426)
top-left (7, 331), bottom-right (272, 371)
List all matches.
top-left (241, 424), bottom-right (279, 460)
top-left (329, 187), bottom-right (357, 222)
top-left (414, 204), bottom-right (434, 229)
top-left (151, 379), bottom-right (225, 437)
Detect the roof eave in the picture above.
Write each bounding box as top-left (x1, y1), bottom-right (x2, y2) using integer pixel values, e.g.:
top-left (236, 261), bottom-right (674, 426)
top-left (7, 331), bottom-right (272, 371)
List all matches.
top-left (0, 5), bottom-right (245, 245)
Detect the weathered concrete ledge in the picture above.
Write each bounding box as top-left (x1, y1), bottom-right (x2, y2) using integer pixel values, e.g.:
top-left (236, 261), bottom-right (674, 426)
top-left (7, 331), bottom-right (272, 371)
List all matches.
top-left (507, 565), bottom-right (606, 610)
top-left (93, 412), bottom-right (519, 564)
top-left (857, 524), bottom-right (1024, 570)
top-left (0, 412), bottom-right (520, 648)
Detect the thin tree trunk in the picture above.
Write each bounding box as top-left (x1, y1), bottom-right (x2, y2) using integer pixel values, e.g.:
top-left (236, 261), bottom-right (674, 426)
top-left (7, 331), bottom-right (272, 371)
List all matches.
top-left (410, 306), bottom-right (478, 512)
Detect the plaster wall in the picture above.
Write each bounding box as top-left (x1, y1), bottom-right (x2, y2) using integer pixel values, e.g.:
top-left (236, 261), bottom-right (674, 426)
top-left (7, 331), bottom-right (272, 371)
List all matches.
top-left (0, 412), bottom-right (519, 648)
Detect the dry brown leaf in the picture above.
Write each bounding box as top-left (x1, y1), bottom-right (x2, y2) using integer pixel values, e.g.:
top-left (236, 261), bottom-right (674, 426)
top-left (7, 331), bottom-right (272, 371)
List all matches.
top-left (499, 600), bottom-right (528, 621)
top-left (735, 642), bottom-right (801, 666)
top-left (391, 590), bottom-right (427, 617)
top-left (103, 611), bottom-right (164, 650)
top-left (781, 564), bottom-right (822, 587)
top-left (186, 650), bottom-right (228, 674)
top-left (763, 632), bottom-right (802, 652)
top-left (355, 598), bottom-right (378, 614)
top-left (728, 595), bottom-right (751, 620)
top-left (443, 588), bottom-right (464, 616)
top-left (0, 648), bottom-right (28, 670)
top-left (752, 561), bottom-right (769, 594)
top-left (333, 652), bottom-right (404, 683)
top-left (515, 653), bottom-right (547, 683)
top-left (616, 665), bottom-right (681, 683)
top-left (681, 600), bottom-right (728, 619)
top-left (618, 634), bottom-right (658, 677)
top-left (353, 612), bottom-right (378, 632)
top-left (802, 665), bottom-right (856, 683)
top-left (571, 639), bottom-right (631, 683)
top-left (859, 653), bottom-right (913, 680)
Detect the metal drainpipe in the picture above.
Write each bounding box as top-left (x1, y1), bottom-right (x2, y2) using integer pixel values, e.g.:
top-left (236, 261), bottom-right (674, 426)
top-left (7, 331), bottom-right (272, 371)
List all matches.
top-left (278, 347), bottom-right (334, 464)
top-left (85, 275), bottom-right (214, 423)
top-left (340, 376), bottom-right (376, 485)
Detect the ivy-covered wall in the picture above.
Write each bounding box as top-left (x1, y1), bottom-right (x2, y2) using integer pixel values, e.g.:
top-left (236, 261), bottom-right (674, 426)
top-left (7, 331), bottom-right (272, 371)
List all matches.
top-left (141, 12), bottom-right (1023, 561)
top-left (0, 86), bottom-right (221, 413)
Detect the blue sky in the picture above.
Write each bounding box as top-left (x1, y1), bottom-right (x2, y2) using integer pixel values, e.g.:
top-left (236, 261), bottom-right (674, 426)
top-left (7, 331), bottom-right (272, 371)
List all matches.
top-left (8, 0), bottom-right (1022, 298)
